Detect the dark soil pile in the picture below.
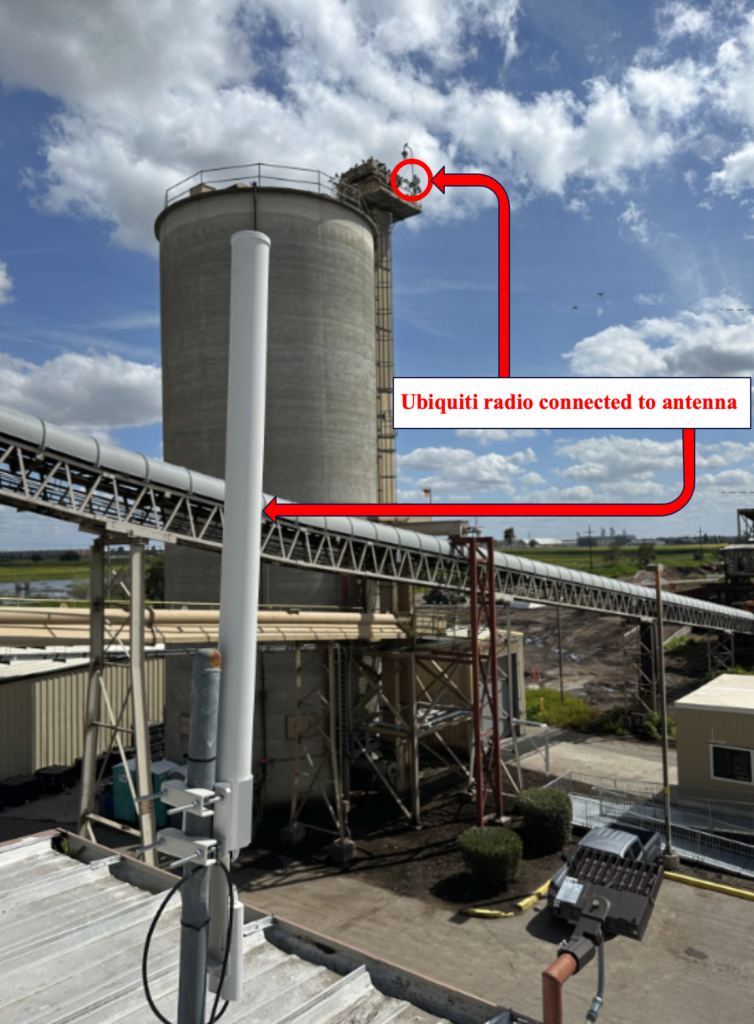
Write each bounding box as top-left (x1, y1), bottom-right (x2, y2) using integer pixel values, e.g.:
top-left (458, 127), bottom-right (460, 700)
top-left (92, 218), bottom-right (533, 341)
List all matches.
top-left (234, 768), bottom-right (754, 909)
top-left (237, 769), bottom-right (572, 912)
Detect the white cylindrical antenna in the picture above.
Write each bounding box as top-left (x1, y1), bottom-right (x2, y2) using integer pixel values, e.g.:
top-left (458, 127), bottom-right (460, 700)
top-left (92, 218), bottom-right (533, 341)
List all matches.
top-left (215, 230), bottom-right (270, 854)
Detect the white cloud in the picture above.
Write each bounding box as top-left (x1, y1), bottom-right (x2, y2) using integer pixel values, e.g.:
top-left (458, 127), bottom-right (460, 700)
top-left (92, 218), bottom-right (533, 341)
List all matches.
top-left (634, 292), bottom-right (665, 305)
top-left (0, 504), bottom-right (86, 550)
top-left (710, 14), bottom-right (754, 129)
top-left (0, 0), bottom-right (724, 253)
top-left (93, 312), bottom-right (161, 331)
top-left (0, 349), bottom-right (161, 436)
top-left (657, 3), bottom-right (713, 43)
top-left (397, 444), bottom-right (535, 496)
top-left (696, 441), bottom-right (754, 468)
top-left (625, 60), bottom-right (705, 120)
top-left (563, 297), bottom-right (754, 377)
top-left (517, 483), bottom-right (597, 503)
top-left (699, 467), bottom-right (754, 490)
top-left (554, 435), bottom-right (682, 483)
top-left (455, 428), bottom-right (542, 444)
top-left (618, 201), bottom-right (651, 244)
top-left (0, 260), bottom-right (13, 304)
top-left (709, 140), bottom-right (754, 196)
top-left (566, 198), bottom-right (588, 214)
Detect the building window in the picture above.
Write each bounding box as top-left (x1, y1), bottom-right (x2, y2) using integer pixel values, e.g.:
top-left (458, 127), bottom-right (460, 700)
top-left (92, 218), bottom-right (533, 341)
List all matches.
top-left (710, 745), bottom-right (754, 785)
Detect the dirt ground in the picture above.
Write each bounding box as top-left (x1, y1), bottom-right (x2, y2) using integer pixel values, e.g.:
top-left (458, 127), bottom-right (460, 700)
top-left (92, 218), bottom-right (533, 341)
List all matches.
top-left (236, 768), bottom-right (754, 912)
top-left (501, 604), bottom-right (754, 711)
top-left (238, 768), bottom-right (575, 912)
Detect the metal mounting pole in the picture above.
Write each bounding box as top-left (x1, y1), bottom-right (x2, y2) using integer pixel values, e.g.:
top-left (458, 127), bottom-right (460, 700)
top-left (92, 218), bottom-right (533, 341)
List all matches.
top-left (468, 539), bottom-right (484, 825)
top-left (650, 563), bottom-right (679, 871)
top-left (131, 542), bottom-right (158, 866)
top-left (78, 536), bottom-right (105, 837)
top-left (506, 599), bottom-right (523, 791)
top-left (557, 605), bottom-right (564, 703)
top-left (177, 649), bottom-right (222, 1024)
top-left (408, 652), bottom-right (421, 826)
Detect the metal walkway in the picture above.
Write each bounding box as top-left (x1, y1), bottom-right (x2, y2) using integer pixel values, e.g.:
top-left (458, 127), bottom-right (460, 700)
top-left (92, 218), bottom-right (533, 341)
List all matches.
top-left (2, 403), bottom-right (753, 633)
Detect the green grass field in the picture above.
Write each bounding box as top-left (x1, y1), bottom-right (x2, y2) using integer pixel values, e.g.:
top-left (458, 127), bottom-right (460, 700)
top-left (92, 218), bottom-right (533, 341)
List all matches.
top-left (0, 544), bottom-right (722, 586)
top-left (0, 557), bottom-right (130, 584)
top-left (495, 543), bottom-right (722, 579)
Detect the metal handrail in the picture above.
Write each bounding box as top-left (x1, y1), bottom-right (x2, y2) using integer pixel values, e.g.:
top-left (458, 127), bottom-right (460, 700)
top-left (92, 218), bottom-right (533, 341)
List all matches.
top-left (164, 162), bottom-right (366, 214)
top-left (511, 718), bottom-right (550, 778)
top-left (545, 769), bottom-right (754, 876)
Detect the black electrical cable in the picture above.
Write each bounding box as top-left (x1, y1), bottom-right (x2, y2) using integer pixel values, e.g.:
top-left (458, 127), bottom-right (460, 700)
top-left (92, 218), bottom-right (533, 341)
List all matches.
top-left (142, 861), bottom-right (235, 1024)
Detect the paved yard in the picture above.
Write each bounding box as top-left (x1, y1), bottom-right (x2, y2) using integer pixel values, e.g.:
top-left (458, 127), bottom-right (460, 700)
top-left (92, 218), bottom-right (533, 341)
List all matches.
top-left (236, 858), bottom-right (752, 1024)
top-left (509, 728), bottom-right (678, 785)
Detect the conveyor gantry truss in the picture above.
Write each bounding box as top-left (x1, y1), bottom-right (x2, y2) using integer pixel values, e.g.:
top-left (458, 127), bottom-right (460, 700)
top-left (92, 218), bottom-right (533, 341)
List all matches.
top-left (1, 404), bottom-right (754, 636)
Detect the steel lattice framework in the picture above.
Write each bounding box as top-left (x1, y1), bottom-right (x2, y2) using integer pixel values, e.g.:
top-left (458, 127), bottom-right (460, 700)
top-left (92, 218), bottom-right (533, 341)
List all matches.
top-left (0, 436), bottom-right (224, 547)
top-left (463, 537), bottom-right (504, 825)
top-left (260, 516), bottom-right (754, 633)
top-left (2, 418), bottom-right (754, 635)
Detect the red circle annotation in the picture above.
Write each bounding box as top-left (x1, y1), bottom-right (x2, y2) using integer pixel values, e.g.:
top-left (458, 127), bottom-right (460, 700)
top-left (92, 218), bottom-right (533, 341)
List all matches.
top-left (390, 159), bottom-right (434, 202)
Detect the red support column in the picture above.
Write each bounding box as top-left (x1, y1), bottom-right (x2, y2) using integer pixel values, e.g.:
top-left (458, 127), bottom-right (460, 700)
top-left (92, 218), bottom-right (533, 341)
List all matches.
top-left (456, 536), bottom-right (504, 826)
top-left (468, 538), bottom-right (484, 825)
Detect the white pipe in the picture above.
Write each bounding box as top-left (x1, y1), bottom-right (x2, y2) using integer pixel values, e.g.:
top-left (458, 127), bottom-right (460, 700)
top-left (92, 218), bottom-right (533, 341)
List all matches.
top-left (215, 230), bottom-right (270, 854)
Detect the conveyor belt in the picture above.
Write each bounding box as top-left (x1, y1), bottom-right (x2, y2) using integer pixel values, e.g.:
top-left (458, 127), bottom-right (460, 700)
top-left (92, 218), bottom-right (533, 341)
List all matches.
top-left (1, 404), bottom-right (752, 633)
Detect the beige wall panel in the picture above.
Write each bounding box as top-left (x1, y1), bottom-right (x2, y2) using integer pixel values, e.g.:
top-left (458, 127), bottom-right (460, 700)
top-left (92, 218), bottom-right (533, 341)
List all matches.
top-left (2, 658), bottom-right (166, 778)
top-left (676, 706), bottom-right (754, 800)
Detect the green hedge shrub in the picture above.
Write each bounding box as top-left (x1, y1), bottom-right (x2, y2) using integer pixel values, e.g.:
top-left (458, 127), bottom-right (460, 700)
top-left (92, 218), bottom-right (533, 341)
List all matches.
top-left (456, 826), bottom-right (522, 892)
top-left (518, 787), bottom-right (572, 856)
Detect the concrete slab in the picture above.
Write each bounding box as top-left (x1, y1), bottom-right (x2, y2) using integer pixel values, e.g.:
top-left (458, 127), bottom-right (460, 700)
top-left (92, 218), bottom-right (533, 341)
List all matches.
top-left (237, 860), bottom-right (754, 1024)
top-left (509, 729), bottom-right (678, 784)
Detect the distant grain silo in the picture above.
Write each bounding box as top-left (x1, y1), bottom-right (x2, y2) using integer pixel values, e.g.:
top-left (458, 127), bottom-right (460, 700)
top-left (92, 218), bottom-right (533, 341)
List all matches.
top-left (155, 162), bottom-right (419, 796)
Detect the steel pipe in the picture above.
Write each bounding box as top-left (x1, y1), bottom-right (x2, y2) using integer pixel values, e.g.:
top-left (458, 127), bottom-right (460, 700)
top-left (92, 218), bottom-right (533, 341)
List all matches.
top-left (177, 648), bottom-right (222, 1023)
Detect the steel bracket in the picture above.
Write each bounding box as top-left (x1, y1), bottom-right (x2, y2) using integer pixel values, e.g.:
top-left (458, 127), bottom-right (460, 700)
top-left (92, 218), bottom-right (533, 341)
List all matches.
top-left (157, 826), bottom-right (217, 867)
top-left (160, 779), bottom-right (217, 819)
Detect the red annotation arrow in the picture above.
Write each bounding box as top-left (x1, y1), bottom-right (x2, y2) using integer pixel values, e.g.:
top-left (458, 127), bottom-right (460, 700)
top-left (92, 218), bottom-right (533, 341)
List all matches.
top-left (431, 167), bottom-right (510, 377)
top-left (265, 163), bottom-right (696, 523)
top-left (264, 428), bottom-right (695, 522)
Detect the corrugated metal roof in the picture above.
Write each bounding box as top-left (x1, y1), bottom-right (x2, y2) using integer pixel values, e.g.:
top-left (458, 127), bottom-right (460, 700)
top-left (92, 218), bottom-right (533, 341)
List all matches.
top-left (0, 833), bottom-right (529, 1024)
top-left (675, 672), bottom-right (754, 714)
top-left (0, 658), bottom-right (89, 684)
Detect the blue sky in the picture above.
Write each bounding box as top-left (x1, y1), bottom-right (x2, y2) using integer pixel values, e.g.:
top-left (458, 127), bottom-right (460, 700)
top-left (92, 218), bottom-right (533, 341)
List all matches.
top-left (0, 0), bottom-right (753, 548)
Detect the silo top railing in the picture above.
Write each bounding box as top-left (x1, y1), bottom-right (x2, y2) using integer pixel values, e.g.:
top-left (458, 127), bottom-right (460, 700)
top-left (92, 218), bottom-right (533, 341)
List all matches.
top-left (164, 162), bottom-right (366, 214)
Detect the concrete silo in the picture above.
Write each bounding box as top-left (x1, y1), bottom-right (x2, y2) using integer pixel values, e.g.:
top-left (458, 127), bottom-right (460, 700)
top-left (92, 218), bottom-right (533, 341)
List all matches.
top-left (156, 175), bottom-right (378, 590)
top-left (155, 168), bottom-right (372, 802)
top-left (156, 163), bottom-right (420, 808)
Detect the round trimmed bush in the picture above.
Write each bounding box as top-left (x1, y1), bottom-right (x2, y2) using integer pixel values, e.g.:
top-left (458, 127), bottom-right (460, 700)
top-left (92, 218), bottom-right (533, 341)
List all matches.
top-left (456, 826), bottom-right (522, 892)
top-left (518, 787), bottom-right (572, 856)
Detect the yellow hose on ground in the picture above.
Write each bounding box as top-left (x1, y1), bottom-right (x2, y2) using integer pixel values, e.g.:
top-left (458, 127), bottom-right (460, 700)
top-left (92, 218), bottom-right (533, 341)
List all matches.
top-left (517, 878), bottom-right (552, 911)
top-left (463, 878), bottom-right (552, 918)
top-left (462, 907), bottom-right (516, 918)
top-left (664, 872), bottom-right (754, 901)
